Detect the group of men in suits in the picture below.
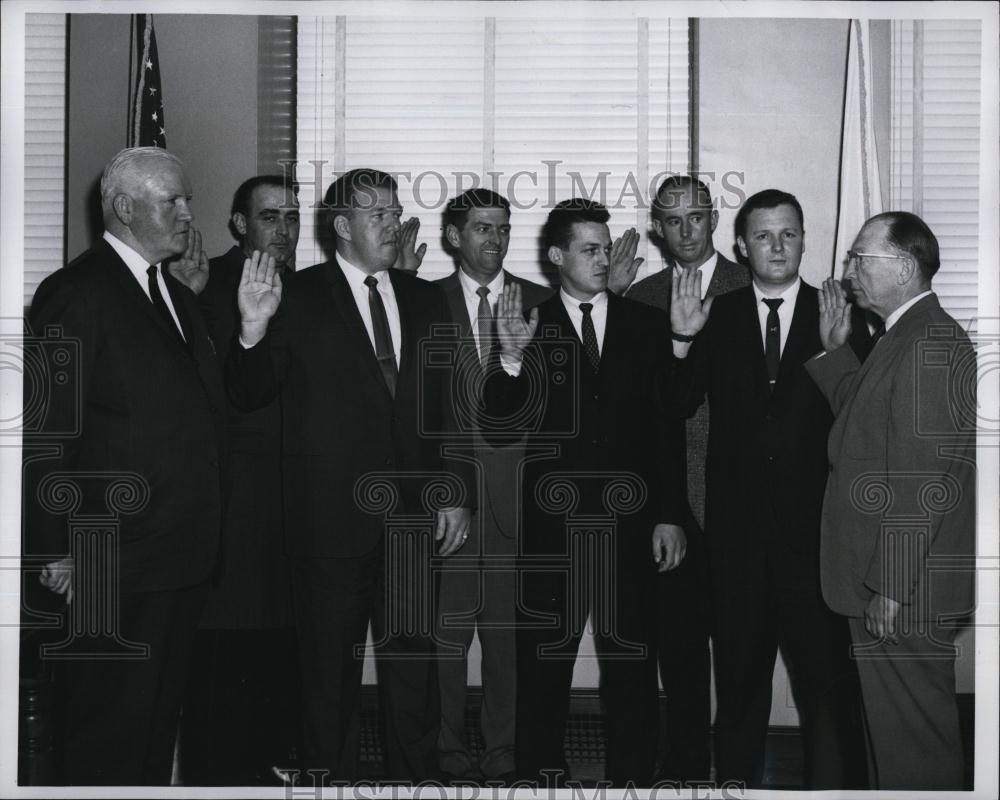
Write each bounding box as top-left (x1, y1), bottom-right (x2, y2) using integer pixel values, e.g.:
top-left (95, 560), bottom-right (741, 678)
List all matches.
top-left (24, 146), bottom-right (974, 791)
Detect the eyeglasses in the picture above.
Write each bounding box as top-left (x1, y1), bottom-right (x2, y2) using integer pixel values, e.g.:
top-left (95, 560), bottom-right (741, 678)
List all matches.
top-left (845, 250), bottom-right (909, 272)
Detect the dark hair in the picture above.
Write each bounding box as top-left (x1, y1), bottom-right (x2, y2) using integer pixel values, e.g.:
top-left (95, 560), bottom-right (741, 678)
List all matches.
top-left (734, 189), bottom-right (804, 240)
top-left (323, 168), bottom-right (399, 224)
top-left (231, 175), bottom-right (298, 217)
top-left (443, 188), bottom-right (511, 232)
top-left (873, 211), bottom-right (940, 280)
top-left (542, 198), bottom-right (611, 251)
top-left (651, 175), bottom-right (713, 217)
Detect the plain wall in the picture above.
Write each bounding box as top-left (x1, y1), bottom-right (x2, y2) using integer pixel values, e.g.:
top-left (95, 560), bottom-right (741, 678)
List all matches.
top-left (699, 17), bottom-right (848, 284)
top-left (67, 14), bottom-right (258, 261)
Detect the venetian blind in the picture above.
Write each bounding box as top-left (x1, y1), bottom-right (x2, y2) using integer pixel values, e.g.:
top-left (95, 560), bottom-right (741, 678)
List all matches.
top-left (295, 15), bottom-right (690, 279)
top-left (891, 19), bottom-right (982, 329)
top-left (23, 13), bottom-right (67, 310)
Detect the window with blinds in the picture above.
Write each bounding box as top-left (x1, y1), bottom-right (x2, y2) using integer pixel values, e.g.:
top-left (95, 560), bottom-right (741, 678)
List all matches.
top-left (295, 15), bottom-right (690, 280)
top-left (890, 19), bottom-right (982, 329)
top-left (23, 13), bottom-right (67, 310)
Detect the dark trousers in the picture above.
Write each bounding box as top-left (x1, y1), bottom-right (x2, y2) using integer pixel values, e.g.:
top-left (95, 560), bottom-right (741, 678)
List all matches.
top-left (180, 627), bottom-right (300, 785)
top-left (710, 532), bottom-right (862, 789)
top-left (515, 527), bottom-right (659, 786)
top-left (436, 506), bottom-right (517, 778)
top-left (291, 537), bottom-right (439, 783)
top-left (53, 582), bottom-right (208, 785)
top-left (848, 617), bottom-right (965, 790)
top-left (654, 528), bottom-right (712, 782)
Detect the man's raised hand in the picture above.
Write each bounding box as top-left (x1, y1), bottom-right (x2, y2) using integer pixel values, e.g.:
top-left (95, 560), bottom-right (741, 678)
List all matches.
top-left (238, 250), bottom-right (282, 346)
top-left (496, 283), bottom-right (539, 363)
top-left (670, 268), bottom-right (714, 337)
top-left (608, 228), bottom-right (644, 294)
top-left (818, 278), bottom-right (852, 353)
top-left (166, 228), bottom-right (210, 295)
top-left (392, 217), bottom-right (427, 273)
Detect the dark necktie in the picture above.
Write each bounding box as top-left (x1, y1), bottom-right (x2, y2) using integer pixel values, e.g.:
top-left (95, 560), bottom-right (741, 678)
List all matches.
top-left (871, 321), bottom-right (887, 347)
top-left (580, 302), bottom-right (600, 372)
top-left (476, 285), bottom-right (492, 368)
top-left (146, 264), bottom-right (184, 344)
top-left (364, 275), bottom-right (398, 398)
top-left (763, 297), bottom-right (783, 389)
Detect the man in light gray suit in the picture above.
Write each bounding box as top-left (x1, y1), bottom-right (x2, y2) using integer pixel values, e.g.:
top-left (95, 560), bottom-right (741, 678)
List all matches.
top-left (433, 189), bottom-right (551, 782)
top-left (809, 211), bottom-right (975, 790)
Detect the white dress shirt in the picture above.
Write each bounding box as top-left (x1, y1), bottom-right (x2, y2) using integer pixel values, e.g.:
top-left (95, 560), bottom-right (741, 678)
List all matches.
top-left (674, 251), bottom-right (718, 300)
top-left (752, 278), bottom-right (800, 359)
top-left (458, 267), bottom-right (504, 351)
top-left (885, 290), bottom-right (934, 332)
top-left (104, 230), bottom-right (185, 339)
top-left (559, 288), bottom-right (608, 355)
top-left (338, 254), bottom-right (402, 368)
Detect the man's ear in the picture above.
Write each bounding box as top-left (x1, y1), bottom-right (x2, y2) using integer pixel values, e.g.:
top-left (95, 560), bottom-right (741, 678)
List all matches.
top-left (651, 218), bottom-right (665, 241)
top-left (332, 213), bottom-right (352, 240)
top-left (547, 245), bottom-right (563, 267)
top-left (709, 209), bottom-right (719, 234)
top-left (232, 212), bottom-right (247, 237)
top-left (736, 235), bottom-right (748, 260)
top-left (445, 223), bottom-right (461, 250)
top-left (898, 256), bottom-right (915, 285)
top-left (112, 194), bottom-right (132, 225)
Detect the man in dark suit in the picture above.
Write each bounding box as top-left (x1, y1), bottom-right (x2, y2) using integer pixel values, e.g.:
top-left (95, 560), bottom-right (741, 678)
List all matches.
top-left (609, 175), bottom-right (748, 783)
top-left (24, 146), bottom-right (226, 784)
top-left (808, 212), bottom-right (975, 790)
top-left (668, 189), bottom-right (859, 788)
top-left (433, 189), bottom-right (552, 782)
top-left (227, 168), bottom-right (474, 782)
top-left (180, 175), bottom-right (301, 785)
top-left (484, 199), bottom-right (687, 786)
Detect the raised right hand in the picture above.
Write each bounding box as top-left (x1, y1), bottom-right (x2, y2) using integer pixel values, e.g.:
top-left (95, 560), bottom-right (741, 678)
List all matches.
top-left (670, 268), bottom-right (713, 336)
top-left (818, 277), bottom-right (852, 352)
top-left (496, 283), bottom-right (539, 361)
top-left (238, 250), bottom-right (282, 344)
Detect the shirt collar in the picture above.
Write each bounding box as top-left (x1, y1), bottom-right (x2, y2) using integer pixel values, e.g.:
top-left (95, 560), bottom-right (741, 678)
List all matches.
top-left (560, 288), bottom-right (608, 312)
top-left (458, 267), bottom-right (505, 302)
top-left (752, 276), bottom-right (801, 307)
top-left (338, 251), bottom-right (389, 289)
top-left (104, 231), bottom-right (156, 284)
top-left (673, 250), bottom-right (718, 275)
top-left (885, 290), bottom-right (934, 331)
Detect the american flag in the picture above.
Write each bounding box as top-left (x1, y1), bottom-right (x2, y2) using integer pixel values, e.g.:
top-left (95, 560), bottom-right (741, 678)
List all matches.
top-left (128, 14), bottom-right (166, 148)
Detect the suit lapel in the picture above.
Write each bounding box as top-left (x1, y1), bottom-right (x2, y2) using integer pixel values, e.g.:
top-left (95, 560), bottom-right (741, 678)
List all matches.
top-left (600, 293), bottom-right (626, 379)
top-left (773, 284), bottom-right (815, 392)
top-left (440, 272), bottom-right (474, 338)
top-left (737, 288), bottom-right (771, 395)
top-left (324, 259), bottom-right (394, 398)
top-left (109, 247), bottom-right (189, 354)
top-left (388, 268), bottom-right (413, 399)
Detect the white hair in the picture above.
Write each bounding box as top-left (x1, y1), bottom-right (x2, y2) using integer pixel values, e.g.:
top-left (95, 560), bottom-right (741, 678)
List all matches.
top-left (100, 147), bottom-right (184, 214)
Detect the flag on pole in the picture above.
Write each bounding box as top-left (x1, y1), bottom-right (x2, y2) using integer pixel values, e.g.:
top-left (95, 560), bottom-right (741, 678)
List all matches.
top-left (128, 14), bottom-right (166, 148)
top-left (832, 19), bottom-right (883, 277)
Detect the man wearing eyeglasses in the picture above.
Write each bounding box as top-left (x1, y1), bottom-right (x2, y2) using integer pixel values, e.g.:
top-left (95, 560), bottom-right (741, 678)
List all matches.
top-left (807, 212), bottom-right (976, 790)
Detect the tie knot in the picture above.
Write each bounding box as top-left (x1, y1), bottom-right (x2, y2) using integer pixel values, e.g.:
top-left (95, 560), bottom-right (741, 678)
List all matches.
top-left (763, 297), bottom-right (783, 312)
top-left (580, 302), bottom-right (593, 315)
top-left (364, 275), bottom-right (378, 289)
top-left (476, 286), bottom-right (490, 299)
top-left (147, 264), bottom-right (158, 279)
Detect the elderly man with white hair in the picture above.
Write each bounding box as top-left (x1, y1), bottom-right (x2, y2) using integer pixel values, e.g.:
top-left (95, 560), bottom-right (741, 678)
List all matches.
top-left (24, 146), bottom-right (226, 784)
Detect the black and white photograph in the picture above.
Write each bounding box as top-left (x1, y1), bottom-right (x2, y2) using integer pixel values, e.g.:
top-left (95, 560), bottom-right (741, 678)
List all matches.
top-left (1, 0), bottom-right (997, 797)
